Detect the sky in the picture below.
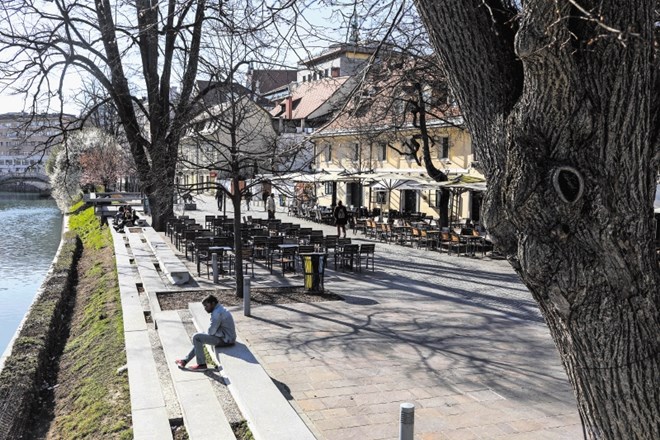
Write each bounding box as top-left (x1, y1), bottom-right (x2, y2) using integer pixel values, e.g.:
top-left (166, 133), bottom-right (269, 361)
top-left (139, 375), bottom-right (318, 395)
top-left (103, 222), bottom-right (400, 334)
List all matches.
top-left (0, 2), bottom-right (357, 117)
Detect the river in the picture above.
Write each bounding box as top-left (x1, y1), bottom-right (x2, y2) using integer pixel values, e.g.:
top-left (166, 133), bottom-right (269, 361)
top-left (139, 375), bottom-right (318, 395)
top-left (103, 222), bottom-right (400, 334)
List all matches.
top-left (0, 196), bottom-right (63, 358)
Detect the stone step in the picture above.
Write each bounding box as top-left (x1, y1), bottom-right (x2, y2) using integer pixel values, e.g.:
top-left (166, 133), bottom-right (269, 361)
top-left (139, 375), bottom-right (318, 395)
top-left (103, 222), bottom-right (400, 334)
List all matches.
top-left (156, 310), bottom-right (236, 440)
top-left (189, 303), bottom-right (316, 440)
top-left (125, 229), bottom-right (170, 314)
top-left (142, 227), bottom-right (191, 285)
top-left (111, 226), bottom-right (173, 440)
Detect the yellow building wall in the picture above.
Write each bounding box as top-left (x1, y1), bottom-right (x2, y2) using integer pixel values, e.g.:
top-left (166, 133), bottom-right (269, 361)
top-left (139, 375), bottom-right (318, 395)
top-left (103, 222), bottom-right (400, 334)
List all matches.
top-left (314, 125), bottom-right (481, 220)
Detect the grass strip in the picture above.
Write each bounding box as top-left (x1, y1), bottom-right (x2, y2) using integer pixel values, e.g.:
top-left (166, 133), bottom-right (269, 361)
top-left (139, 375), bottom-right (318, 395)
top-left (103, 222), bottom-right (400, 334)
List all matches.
top-left (45, 202), bottom-right (132, 439)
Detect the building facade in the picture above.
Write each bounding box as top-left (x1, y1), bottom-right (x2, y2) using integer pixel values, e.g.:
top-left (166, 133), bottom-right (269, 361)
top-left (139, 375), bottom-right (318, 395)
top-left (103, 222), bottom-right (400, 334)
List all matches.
top-left (0, 112), bottom-right (78, 175)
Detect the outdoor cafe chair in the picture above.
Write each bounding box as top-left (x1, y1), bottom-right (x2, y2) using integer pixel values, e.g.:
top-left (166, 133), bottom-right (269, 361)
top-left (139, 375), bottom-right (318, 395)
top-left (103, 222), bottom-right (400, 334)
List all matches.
top-left (439, 231), bottom-right (453, 253)
top-left (379, 223), bottom-right (389, 242)
top-left (264, 236), bottom-right (284, 263)
top-left (229, 247), bottom-right (254, 278)
top-left (339, 244), bottom-right (360, 272)
top-left (204, 241), bottom-right (233, 279)
top-left (323, 237), bottom-right (338, 266)
top-left (352, 218), bottom-right (367, 235)
top-left (409, 227), bottom-right (421, 248)
top-left (358, 243), bottom-right (375, 272)
top-left (165, 216), bottom-right (180, 239)
top-left (364, 219), bottom-right (377, 239)
top-left (447, 232), bottom-right (467, 256)
top-left (268, 245), bottom-right (297, 275)
top-left (333, 238), bottom-right (352, 268)
top-left (308, 235), bottom-right (324, 248)
top-left (252, 236), bottom-right (268, 260)
top-left (204, 215), bottom-right (216, 229)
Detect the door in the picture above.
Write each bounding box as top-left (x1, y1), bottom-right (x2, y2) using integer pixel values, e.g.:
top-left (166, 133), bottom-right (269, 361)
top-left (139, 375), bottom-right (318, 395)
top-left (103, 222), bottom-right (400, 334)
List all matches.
top-left (470, 191), bottom-right (483, 223)
top-left (402, 190), bottom-right (417, 213)
top-left (346, 182), bottom-right (363, 208)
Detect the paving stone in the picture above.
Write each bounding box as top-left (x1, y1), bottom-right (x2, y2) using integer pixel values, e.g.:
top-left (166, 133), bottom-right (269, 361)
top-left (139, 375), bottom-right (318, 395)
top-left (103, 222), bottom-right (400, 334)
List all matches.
top-left (144, 197), bottom-right (583, 440)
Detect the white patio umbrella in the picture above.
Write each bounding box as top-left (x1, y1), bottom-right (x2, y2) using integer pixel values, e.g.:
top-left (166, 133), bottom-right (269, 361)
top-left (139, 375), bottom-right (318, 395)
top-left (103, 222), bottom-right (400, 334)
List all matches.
top-left (366, 172), bottom-right (433, 220)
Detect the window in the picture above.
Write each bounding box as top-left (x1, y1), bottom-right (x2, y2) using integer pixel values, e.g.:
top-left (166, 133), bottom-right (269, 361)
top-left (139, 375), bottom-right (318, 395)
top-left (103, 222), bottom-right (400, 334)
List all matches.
top-left (353, 143), bottom-right (360, 161)
top-left (324, 182), bottom-right (334, 195)
top-left (324, 69), bottom-right (329, 77)
top-left (324, 144), bottom-right (332, 162)
top-left (376, 142), bottom-right (387, 161)
top-left (438, 137), bottom-right (449, 159)
top-left (331, 67), bottom-right (340, 77)
top-left (434, 190), bottom-right (442, 208)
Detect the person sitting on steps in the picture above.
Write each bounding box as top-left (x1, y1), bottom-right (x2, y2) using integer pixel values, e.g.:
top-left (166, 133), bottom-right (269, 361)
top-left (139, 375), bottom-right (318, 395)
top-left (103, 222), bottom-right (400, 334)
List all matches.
top-left (175, 295), bottom-right (236, 371)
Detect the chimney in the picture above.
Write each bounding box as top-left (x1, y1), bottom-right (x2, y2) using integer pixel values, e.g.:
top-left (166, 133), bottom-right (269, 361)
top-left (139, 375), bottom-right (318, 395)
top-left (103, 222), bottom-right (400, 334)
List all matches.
top-left (286, 96), bottom-right (293, 120)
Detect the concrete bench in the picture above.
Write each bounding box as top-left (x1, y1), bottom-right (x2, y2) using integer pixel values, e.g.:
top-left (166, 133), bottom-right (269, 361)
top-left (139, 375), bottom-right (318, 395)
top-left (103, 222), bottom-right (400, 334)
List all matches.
top-left (190, 303), bottom-right (316, 440)
top-left (156, 310), bottom-right (236, 440)
top-left (142, 228), bottom-right (191, 285)
top-left (88, 191), bottom-right (143, 202)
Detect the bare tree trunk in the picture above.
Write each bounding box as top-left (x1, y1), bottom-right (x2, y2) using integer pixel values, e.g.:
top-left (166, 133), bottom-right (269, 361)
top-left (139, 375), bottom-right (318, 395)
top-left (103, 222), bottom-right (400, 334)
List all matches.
top-left (414, 1), bottom-right (660, 438)
top-left (228, 176), bottom-right (244, 297)
top-left (145, 145), bottom-right (176, 231)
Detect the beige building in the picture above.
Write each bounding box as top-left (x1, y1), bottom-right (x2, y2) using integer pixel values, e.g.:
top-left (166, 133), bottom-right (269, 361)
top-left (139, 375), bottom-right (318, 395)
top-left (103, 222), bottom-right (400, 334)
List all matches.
top-left (309, 58), bottom-right (484, 224)
top-left (179, 85), bottom-right (278, 194)
top-left (313, 119), bottom-right (483, 223)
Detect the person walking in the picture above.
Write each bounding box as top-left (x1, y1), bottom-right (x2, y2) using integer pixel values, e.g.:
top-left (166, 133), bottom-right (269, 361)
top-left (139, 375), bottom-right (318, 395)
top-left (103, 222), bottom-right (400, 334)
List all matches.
top-left (175, 295), bottom-right (236, 371)
top-left (266, 192), bottom-right (276, 220)
top-left (334, 200), bottom-right (349, 238)
top-left (262, 190), bottom-right (269, 211)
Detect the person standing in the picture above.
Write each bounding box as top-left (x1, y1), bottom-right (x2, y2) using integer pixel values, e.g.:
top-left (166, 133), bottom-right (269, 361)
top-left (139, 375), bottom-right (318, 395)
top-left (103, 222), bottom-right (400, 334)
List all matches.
top-left (215, 188), bottom-right (224, 211)
top-left (175, 295), bottom-right (236, 371)
top-left (334, 200), bottom-right (348, 238)
top-left (244, 189), bottom-right (252, 211)
top-left (266, 192), bottom-right (276, 220)
top-left (262, 190), bottom-right (269, 211)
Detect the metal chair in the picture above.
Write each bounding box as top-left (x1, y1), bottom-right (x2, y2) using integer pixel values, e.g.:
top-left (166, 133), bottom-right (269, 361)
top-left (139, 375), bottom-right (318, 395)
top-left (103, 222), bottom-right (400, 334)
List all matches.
top-left (229, 247), bottom-right (254, 278)
top-left (339, 244), bottom-right (360, 272)
top-left (358, 243), bottom-right (375, 272)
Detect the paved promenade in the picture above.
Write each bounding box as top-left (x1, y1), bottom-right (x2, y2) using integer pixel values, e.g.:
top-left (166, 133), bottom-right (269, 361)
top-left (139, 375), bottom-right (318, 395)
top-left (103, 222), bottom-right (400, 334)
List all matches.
top-left (164, 196), bottom-right (582, 439)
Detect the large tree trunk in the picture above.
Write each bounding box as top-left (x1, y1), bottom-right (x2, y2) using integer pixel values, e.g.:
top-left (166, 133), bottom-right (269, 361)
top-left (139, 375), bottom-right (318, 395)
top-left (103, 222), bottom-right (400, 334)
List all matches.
top-left (145, 143), bottom-right (176, 231)
top-left (414, 1), bottom-right (660, 438)
top-left (232, 176), bottom-right (245, 298)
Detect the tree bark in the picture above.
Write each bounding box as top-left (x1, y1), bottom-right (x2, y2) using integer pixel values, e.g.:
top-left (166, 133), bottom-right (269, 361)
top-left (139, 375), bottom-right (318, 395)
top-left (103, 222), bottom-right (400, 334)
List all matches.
top-left (414, 1), bottom-right (660, 438)
top-left (414, 82), bottom-right (451, 227)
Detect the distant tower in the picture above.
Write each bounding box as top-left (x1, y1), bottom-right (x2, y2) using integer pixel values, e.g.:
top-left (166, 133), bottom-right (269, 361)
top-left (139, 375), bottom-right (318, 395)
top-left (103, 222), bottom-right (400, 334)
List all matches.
top-left (348, 4), bottom-right (359, 45)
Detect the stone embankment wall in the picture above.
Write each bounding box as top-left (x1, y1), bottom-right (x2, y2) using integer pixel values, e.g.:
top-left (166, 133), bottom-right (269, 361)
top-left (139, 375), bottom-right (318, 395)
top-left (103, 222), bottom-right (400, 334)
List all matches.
top-left (0, 232), bottom-right (82, 439)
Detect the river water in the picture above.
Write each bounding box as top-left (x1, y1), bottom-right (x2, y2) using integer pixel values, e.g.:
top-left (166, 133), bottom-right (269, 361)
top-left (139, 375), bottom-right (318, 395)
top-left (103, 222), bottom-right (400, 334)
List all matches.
top-left (0, 196), bottom-right (62, 358)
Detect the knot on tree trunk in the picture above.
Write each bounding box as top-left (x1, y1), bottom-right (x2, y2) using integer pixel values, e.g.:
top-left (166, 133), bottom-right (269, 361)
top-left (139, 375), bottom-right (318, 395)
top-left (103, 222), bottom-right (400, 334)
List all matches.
top-left (553, 166), bottom-right (584, 204)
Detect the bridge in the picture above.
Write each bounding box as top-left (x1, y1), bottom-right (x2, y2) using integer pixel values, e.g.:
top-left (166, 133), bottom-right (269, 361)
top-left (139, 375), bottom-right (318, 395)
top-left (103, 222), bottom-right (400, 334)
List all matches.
top-left (0, 171), bottom-right (51, 194)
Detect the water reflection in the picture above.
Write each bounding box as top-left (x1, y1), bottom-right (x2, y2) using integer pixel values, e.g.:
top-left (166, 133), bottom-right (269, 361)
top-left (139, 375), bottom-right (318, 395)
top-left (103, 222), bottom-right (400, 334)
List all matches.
top-left (0, 196), bottom-right (62, 356)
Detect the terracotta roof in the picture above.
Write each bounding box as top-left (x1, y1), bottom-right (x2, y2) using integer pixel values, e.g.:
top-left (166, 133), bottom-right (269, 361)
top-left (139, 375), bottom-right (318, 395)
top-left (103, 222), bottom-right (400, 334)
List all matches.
top-left (318, 60), bottom-right (461, 134)
top-left (270, 77), bottom-right (350, 120)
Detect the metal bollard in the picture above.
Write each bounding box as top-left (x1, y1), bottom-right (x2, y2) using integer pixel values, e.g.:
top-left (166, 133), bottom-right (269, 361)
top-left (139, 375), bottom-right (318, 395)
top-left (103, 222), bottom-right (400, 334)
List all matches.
top-left (399, 402), bottom-right (414, 440)
top-left (212, 253), bottom-right (218, 283)
top-left (243, 277), bottom-right (251, 317)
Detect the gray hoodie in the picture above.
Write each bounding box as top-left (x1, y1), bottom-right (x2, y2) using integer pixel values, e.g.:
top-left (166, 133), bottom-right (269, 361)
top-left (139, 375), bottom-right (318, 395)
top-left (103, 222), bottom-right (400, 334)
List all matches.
top-left (208, 304), bottom-right (236, 344)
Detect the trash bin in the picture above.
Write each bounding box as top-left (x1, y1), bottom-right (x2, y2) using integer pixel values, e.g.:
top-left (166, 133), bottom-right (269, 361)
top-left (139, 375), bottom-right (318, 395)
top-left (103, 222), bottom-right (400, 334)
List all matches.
top-left (300, 253), bottom-right (327, 292)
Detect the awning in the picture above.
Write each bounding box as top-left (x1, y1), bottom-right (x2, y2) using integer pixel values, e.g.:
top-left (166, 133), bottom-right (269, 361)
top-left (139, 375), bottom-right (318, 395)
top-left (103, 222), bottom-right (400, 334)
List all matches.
top-left (423, 174), bottom-right (487, 192)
